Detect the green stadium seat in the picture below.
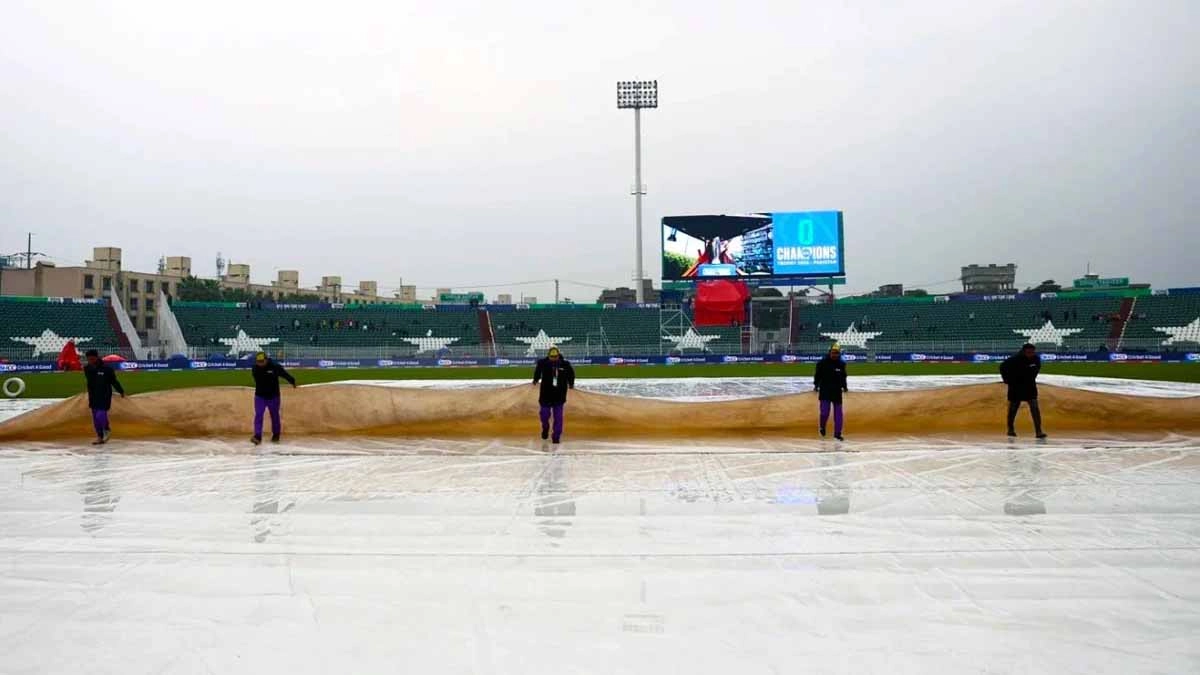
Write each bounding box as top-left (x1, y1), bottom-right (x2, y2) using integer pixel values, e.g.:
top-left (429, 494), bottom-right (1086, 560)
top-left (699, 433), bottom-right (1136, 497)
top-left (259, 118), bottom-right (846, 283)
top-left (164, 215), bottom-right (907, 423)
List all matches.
top-left (0, 297), bottom-right (123, 361)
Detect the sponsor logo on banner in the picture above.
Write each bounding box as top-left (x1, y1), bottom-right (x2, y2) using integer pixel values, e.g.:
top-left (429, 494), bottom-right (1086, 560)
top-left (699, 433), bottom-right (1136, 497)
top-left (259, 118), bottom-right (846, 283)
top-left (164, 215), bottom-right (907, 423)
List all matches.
top-left (4, 362), bottom-right (57, 372)
top-left (910, 353), bottom-right (927, 362)
top-left (875, 354), bottom-right (895, 362)
top-left (1185, 353), bottom-right (1200, 362)
top-left (781, 354), bottom-right (799, 363)
top-left (116, 361), bottom-right (170, 371)
top-left (972, 354), bottom-right (992, 362)
top-left (605, 356), bottom-right (650, 365)
top-left (494, 358), bottom-right (535, 366)
top-left (1041, 353), bottom-right (1058, 362)
top-left (280, 360), bottom-right (303, 368)
top-left (842, 354), bottom-right (858, 362)
top-left (191, 361), bottom-right (209, 369)
top-left (375, 359), bottom-right (421, 367)
top-left (1108, 354), bottom-right (1162, 362)
top-left (437, 359), bottom-right (453, 366)
top-left (316, 359), bottom-right (362, 368)
top-left (666, 356), bottom-right (681, 365)
top-left (722, 355), bottom-right (739, 363)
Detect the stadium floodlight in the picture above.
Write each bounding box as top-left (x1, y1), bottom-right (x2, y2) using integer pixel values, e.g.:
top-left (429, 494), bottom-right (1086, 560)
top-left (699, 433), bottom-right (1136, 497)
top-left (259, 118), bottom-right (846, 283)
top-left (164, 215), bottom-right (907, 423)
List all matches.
top-left (616, 80), bottom-right (658, 110)
top-left (617, 80), bottom-right (658, 303)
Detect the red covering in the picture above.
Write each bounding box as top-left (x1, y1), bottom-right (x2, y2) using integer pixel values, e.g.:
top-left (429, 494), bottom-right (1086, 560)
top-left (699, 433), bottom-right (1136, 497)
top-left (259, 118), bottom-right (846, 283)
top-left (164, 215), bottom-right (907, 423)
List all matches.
top-left (694, 280), bottom-right (749, 327)
top-left (57, 340), bottom-right (82, 371)
top-left (101, 354), bottom-right (125, 363)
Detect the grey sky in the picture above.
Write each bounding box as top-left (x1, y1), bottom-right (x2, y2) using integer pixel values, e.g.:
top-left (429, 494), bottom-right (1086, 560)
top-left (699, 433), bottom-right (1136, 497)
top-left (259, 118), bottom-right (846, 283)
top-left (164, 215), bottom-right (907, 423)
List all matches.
top-left (2, 0), bottom-right (1197, 300)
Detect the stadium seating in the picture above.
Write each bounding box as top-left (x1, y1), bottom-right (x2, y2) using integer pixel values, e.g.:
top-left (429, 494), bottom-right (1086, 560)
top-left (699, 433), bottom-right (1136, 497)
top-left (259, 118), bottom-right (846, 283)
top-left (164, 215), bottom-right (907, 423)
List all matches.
top-left (5, 291), bottom-right (1198, 360)
top-left (1121, 294), bottom-right (1200, 349)
top-left (490, 306), bottom-right (660, 355)
top-left (0, 297), bottom-right (123, 360)
top-left (790, 296), bottom-right (1121, 352)
top-left (488, 306), bottom-right (741, 355)
top-left (172, 304), bottom-right (482, 357)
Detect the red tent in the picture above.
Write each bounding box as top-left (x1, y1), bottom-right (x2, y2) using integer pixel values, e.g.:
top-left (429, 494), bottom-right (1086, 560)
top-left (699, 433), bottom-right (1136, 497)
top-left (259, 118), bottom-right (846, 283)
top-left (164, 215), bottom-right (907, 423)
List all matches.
top-left (57, 340), bottom-right (82, 371)
top-left (693, 279), bottom-right (750, 327)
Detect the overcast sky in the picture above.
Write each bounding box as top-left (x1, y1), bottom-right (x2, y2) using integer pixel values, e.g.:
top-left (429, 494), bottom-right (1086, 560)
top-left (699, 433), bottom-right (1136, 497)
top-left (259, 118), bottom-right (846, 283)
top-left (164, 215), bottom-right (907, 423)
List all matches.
top-left (2, 0), bottom-right (1197, 300)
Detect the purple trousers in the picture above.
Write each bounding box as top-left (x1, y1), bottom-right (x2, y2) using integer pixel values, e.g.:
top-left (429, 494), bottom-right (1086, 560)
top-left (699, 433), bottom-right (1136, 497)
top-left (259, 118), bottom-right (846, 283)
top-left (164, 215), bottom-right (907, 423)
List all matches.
top-left (254, 396), bottom-right (282, 438)
top-left (539, 405), bottom-right (564, 440)
top-left (819, 400), bottom-right (844, 435)
top-left (91, 409), bottom-right (110, 437)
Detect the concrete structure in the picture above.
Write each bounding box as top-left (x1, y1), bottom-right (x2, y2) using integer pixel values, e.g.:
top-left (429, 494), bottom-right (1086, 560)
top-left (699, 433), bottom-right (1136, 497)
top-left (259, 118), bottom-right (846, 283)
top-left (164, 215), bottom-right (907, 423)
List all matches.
top-left (496, 293), bottom-right (513, 304)
top-left (961, 264), bottom-right (1017, 294)
top-left (393, 285), bottom-right (417, 303)
top-left (165, 256), bottom-right (192, 277)
top-left (0, 245), bottom-right (422, 338)
top-left (274, 270), bottom-right (300, 291)
top-left (597, 280), bottom-right (661, 304)
top-left (872, 284), bottom-right (904, 298)
top-left (223, 263), bottom-right (251, 286)
top-left (87, 247), bottom-right (123, 271)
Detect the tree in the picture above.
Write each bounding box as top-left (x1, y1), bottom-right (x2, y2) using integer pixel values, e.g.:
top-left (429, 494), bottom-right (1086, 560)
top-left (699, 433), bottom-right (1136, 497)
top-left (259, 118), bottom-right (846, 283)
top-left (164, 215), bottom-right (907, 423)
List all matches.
top-left (662, 251), bottom-right (695, 279)
top-left (1026, 279), bottom-right (1062, 293)
top-left (176, 276), bottom-right (222, 301)
top-left (752, 287), bottom-right (783, 298)
top-left (903, 288), bottom-right (929, 297)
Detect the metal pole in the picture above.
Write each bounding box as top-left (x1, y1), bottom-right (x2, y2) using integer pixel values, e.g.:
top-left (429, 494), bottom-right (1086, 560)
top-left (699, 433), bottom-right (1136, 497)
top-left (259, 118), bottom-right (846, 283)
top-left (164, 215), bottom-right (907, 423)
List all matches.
top-left (26, 233), bottom-right (32, 269)
top-left (634, 107), bottom-right (644, 303)
top-left (555, 279), bottom-right (560, 304)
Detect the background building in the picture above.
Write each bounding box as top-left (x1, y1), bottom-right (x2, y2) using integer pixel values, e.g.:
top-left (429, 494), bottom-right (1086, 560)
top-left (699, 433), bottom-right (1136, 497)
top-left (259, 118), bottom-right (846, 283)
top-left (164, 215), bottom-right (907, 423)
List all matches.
top-left (0, 246), bottom-right (420, 341)
top-left (961, 264), bottom-right (1017, 293)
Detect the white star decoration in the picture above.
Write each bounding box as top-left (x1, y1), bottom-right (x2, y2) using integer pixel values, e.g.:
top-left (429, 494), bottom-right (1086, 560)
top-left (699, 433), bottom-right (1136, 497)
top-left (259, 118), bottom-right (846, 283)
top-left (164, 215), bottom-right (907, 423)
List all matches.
top-left (820, 322), bottom-right (882, 349)
top-left (1154, 317), bottom-right (1200, 345)
top-left (1014, 320), bottom-right (1083, 346)
top-left (663, 327), bottom-right (720, 351)
top-left (515, 329), bottom-right (573, 356)
top-left (9, 329), bottom-right (92, 358)
top-left (218, 329), bottom-right (279, 357)
top-left (401, 333), bottom-right (461, 353)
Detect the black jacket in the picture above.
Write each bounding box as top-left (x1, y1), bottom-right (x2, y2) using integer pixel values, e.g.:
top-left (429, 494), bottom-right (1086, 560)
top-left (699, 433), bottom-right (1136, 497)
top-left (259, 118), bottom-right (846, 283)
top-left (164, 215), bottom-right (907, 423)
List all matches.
top-left (83, 363), bottom-right (125, 411)
top-left (533, 358), bottom-right (575, 407)
top-left (252, 360), bottom-right (296, 399)
top-left (1000, 352), bottom-right (1041, 401)
top-left (813, 355), bottom-right (848, 403)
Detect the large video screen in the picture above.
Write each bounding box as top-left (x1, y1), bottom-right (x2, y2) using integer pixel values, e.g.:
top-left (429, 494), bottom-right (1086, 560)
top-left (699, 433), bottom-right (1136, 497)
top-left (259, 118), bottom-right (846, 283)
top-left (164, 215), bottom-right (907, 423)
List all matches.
top-left (661, 211), bottom-right (845, 281)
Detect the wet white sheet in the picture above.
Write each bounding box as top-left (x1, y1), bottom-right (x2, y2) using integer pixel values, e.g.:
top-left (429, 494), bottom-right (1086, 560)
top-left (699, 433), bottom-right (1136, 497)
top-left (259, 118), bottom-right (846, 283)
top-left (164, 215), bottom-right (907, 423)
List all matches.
top-left (326, 374), bottom-right (1200, 401)
top-left (1, 377), bottom-right (1198, 673)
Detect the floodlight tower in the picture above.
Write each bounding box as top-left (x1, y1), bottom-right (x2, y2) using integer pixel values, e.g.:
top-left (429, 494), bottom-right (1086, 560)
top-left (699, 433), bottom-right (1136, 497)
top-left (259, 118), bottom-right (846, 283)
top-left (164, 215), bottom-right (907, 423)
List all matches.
top-left (617, 80), bottom-right (658, 303)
